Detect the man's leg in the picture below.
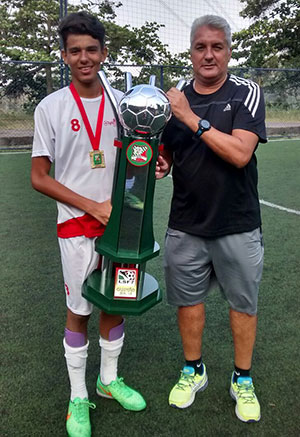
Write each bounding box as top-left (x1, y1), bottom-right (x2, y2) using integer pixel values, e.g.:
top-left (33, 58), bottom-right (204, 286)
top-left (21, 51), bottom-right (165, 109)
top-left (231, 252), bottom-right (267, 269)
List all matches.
top-left (169, 303), bottom-right (208, 409)
top-left (164, 229), bottom-right (212, 409)
top-left (230, 309), bottom-right (257, 370)
top-left (178, 303), bottom-right (205, 360)
top-left (212, 229), bottom-right (263, 422)
top-left (229, 309), bottom-right (260, 423)
top-left (96, 311), bottom-right (146, 411)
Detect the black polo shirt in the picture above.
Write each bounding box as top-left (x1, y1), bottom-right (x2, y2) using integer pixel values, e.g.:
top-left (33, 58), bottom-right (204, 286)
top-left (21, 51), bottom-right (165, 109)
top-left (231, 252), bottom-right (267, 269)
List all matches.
top-left (161, 74), bottom-right (267, 238)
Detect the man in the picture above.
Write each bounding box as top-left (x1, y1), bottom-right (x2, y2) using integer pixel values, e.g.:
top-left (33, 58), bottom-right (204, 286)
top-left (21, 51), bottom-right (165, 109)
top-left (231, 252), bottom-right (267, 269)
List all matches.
top-left (31, 12), bottom-right (145, 437)
top-left (157, 15), bottom-right (266, 423)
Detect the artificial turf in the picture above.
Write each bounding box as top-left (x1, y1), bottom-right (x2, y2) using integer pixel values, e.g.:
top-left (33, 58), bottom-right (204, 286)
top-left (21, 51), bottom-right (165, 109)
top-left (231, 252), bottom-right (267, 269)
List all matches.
top-left (1, 139), bottom-right (299, 436)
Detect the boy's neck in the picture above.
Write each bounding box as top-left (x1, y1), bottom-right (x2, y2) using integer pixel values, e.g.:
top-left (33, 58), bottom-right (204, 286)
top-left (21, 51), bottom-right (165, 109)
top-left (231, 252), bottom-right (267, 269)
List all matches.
top-left (71, 79), bottom-right (102, 98)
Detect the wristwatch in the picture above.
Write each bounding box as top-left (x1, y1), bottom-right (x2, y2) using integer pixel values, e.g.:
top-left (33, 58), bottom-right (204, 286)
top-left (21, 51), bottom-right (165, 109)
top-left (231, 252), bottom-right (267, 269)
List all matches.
top-left (195, 119), bottom-right (211, 137)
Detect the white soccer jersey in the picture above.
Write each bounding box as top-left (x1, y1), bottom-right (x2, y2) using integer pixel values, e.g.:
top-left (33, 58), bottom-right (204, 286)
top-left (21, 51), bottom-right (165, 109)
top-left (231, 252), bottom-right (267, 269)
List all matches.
top-left (32, 85), bottom-right (123, 235)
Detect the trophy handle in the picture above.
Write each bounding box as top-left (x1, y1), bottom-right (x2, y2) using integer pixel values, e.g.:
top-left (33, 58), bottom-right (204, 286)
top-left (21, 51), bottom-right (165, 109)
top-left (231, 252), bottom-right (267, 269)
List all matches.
top-left (149, 75), bottom-right (156, 86)
top-left (125, 72), bottom-right (133, 92)
top-left (98, 71), bottom-right (122, 137)
top-left (176, 79), bottom-right (187, 91)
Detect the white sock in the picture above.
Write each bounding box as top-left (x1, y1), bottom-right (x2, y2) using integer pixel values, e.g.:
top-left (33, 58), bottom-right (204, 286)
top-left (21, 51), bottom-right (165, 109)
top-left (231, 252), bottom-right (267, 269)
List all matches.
top-left (64, 338), bottom-right (89, 401)
top-left (99, 334), bottom-right (124, 385)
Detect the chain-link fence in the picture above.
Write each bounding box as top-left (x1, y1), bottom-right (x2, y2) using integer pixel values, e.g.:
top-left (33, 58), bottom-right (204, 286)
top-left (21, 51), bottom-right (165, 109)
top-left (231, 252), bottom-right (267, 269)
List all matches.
top-left (0, 60), bottom-right (299, 149)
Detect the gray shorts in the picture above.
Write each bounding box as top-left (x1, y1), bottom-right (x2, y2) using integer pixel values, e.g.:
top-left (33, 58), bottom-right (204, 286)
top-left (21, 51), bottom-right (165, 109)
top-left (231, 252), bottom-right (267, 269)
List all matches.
top-left (164, 227), bottom-right (264, 315)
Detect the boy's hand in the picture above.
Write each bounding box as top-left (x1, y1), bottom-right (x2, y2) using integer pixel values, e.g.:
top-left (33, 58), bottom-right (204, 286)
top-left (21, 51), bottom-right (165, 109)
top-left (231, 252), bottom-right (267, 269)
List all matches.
top-left (90, 199), bottom-right (112, 225)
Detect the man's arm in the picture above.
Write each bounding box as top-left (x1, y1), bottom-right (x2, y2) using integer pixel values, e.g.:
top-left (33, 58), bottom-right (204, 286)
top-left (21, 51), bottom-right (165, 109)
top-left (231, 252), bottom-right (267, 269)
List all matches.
top-left (31, 156), bottom-right (112, 225)
top-left (167, 88), bottom-right (259, 169)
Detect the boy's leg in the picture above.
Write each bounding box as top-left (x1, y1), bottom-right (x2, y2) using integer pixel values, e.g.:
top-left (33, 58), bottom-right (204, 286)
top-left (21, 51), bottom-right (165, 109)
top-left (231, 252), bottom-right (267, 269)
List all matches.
top-left (64, 311), bottom-right (96, 437)
top-left (64, 310), bottom-right (90, 400)
top-left (96, 311), bottom-right (146, 411)
top-left (99, 312), bottom-right (124, 384)
top-left (59, 237), bottom-right (97, 436)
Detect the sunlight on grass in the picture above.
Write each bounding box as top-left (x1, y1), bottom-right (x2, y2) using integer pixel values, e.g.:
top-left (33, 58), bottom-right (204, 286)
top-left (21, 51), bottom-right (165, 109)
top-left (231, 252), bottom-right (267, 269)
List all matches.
top-left (266, 107), bottom-right (300, 123)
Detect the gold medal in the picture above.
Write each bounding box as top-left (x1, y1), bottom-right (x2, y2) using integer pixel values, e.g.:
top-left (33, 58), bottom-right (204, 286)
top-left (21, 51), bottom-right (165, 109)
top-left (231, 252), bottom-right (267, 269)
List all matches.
top-left (69, 83), bottom-right (107, 170)
top-left (90, 150), bottom-right (106, 168)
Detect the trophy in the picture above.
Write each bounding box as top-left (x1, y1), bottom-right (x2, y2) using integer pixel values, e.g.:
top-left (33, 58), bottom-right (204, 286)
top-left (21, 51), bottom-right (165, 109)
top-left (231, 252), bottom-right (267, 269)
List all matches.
top-left (82, 72), bottom-right (186, 315)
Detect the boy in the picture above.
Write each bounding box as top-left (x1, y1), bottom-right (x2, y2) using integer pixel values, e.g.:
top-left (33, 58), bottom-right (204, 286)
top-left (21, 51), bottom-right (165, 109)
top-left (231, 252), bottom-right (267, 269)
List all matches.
top-left (31, 11), bottom-right (146, 437)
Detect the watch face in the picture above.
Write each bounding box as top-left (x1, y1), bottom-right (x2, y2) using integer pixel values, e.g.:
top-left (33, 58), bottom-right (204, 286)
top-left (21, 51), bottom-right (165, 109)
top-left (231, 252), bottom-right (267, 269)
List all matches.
top-left (201, 119), bottom-right (210, 129)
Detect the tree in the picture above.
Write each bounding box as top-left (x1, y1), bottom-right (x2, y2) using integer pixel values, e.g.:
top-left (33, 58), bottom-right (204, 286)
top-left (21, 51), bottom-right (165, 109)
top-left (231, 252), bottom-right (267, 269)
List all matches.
top-left (0, 0), bottom-right (70, 96)
top-left (232, 1), bottom-right (300, 109)
top-left (232, 0), bottom-right (300, 68)
top-left (0, 0), bottom-right (189, 111)
top-left (86, 0), bottom-right (190, 89)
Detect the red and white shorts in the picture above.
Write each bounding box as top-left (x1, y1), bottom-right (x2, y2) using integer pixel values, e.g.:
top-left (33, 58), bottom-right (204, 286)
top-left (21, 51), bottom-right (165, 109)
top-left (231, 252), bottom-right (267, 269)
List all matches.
top-left (58, 236), bottom-right (99, 316)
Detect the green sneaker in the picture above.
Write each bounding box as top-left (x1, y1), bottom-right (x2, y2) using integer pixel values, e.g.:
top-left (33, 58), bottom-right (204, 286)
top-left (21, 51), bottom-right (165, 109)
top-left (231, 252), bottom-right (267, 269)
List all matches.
top-left (124, 191), bottom-right (144, 210)
top-left (230, 373), bottom-right (261, 422)
top-left (96, 375), bottom-right (146, 411)
top-left (169, 365), bottom-right (208, 409)
top-left (66, 397), bottom-right (96, 437)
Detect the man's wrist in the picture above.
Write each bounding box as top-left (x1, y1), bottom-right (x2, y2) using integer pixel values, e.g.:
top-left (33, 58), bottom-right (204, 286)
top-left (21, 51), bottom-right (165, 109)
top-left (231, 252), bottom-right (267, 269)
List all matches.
top-left (194, 119), bottom-right (211, 137)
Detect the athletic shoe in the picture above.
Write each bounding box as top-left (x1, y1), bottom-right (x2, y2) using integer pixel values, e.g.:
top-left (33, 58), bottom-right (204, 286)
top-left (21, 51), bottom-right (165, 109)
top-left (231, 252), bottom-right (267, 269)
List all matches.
top-left (230, 373), bottom-right (261, 423)
top-left (96, 375), bottom-right (146, 411)
top-left (169, 365), bottom-right (208, 409)
top-left (66, 397), bottom-right (96, 437)
top-left (124, 191), bottom-right (144, 210)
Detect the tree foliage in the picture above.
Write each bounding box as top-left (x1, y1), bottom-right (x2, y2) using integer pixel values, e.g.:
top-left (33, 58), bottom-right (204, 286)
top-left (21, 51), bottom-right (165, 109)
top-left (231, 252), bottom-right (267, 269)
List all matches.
top-left (232, 0), bottom-right (300, 109)
top-left (232, 0), bottom-right (300, 68)
top-left (0, 0), bottom-right (188, 108)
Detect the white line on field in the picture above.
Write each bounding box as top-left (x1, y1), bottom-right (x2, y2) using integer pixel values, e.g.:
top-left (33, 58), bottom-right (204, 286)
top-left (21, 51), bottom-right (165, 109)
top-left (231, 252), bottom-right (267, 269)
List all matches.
top-left (2, 152), bottom-right (300, 216)
top-left (259, 200), bottom-right (300, 215)
top-left (166, 176), bottom-right (300, 216)
top-left (0, 151), bottom-right (31, 155)
top-left (268, 138), bottom-right (300, 143)
top-left (0, 137), bottom-right (299, 155)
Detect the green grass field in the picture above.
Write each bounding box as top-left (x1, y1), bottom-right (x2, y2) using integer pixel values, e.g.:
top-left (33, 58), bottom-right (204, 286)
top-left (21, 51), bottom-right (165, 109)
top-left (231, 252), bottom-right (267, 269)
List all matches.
top-left (0, 108), bottom-right (299, 131)
top-left (1, 139), bottom-right (300, 436)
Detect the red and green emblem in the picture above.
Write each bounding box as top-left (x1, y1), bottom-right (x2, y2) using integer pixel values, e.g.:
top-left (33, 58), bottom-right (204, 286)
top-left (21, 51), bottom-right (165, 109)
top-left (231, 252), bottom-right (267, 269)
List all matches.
top-left (126, 140), bottom-right (153, 167)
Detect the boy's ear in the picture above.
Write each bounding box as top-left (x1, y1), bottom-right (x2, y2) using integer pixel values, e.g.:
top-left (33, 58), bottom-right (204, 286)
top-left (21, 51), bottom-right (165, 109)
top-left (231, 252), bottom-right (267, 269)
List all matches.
top-left (61, 49), bottom-right (68, 65)
top-left (101, 46), bottom-right (108, 63)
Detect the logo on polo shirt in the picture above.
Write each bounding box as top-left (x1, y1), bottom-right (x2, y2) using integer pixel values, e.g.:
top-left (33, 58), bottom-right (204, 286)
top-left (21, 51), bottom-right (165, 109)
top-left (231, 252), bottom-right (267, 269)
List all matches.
top-left (223, 103), bottom-right (231, 112)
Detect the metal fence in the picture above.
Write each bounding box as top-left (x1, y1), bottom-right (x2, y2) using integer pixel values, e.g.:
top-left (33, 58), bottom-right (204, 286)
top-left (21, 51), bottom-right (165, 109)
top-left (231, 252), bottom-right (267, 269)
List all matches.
top-left (0, 60), bottom-right (299, 148)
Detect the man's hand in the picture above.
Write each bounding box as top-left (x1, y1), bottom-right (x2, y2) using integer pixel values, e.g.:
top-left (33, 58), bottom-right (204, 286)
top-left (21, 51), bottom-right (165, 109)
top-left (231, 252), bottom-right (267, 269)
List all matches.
top-left (167, 88), bottom-right (193, 125)
top-left (155, 150), bottom-right (173, 179)
top-left (156, 155), bottom-right (169, 179)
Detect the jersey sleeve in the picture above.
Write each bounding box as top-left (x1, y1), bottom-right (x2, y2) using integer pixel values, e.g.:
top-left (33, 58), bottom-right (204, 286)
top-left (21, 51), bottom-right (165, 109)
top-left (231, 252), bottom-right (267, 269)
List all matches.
top-left (232, 83), bottom-right (267, 143)
top-left (32, 102), bottom-right (55, 162)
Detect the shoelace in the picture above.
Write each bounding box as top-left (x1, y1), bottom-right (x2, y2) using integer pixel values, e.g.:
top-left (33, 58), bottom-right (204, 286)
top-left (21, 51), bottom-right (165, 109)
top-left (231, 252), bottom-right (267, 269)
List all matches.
top-left (176, 372), bottom-right (195, 390)
top-left (237, 383), bottom-right (256, 404)
top-left (111, 377), bottom-right (132, 398)
top-left (73, 400), bottom-right (96, 423)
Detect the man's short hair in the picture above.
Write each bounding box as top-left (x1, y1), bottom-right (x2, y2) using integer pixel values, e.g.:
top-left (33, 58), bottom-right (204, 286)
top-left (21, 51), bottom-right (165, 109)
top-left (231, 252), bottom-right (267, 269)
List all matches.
top-left (190, 15), bottom-right (232, 48)
top-left (58, 11), bottom-right (106, 50)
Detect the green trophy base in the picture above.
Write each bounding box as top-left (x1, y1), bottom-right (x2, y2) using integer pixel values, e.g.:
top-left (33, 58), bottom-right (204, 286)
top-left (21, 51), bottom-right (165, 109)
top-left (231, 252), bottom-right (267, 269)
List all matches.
top-left (82, 270), bottom-right (161, 315)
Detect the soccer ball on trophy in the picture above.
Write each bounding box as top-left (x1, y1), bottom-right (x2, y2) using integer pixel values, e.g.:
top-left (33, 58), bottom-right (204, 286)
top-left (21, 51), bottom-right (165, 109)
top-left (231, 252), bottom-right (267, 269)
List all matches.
top-left (118, 84), bottom-right (171, 137)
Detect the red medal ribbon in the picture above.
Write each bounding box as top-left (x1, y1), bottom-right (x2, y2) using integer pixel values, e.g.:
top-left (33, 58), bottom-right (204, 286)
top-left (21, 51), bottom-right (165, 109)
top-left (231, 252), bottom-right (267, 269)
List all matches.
top-left (69, 82), bottom-right (105, 151)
